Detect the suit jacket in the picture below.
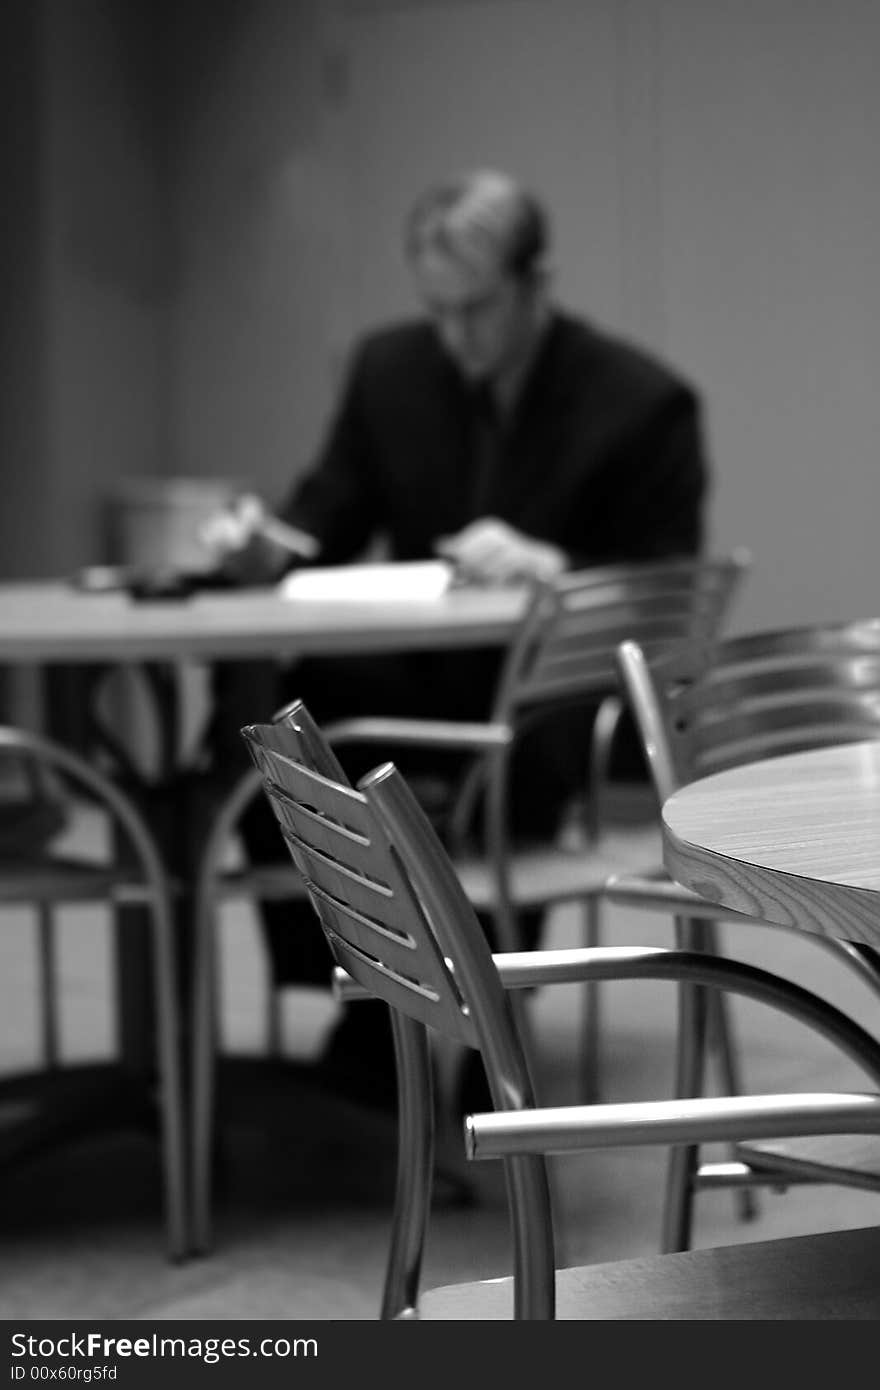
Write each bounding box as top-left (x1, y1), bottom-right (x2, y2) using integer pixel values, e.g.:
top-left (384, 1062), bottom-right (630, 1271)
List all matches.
top-left (241, 314), bottom-right (710, 990)
top-left (280, 310), bottom-right (708, 567)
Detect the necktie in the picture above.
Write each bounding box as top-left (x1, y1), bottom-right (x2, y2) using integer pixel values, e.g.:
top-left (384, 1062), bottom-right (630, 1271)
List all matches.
top-left (467, 382), bottom-right (504, 518)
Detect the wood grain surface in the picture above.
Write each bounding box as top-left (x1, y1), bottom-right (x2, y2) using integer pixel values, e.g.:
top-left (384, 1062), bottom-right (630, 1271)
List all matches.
top-left (662, 741), bottom-right (880, 947)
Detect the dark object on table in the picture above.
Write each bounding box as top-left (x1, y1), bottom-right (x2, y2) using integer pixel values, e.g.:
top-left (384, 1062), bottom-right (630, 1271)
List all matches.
top-left (72, 565), bottom-right (246, 601)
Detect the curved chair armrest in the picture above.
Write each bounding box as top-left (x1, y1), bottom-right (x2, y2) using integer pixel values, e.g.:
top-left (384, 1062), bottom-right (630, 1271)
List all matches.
top-left (334, 947), bottom-right (880, 1091)
top-left (322, 716), bottom-right (512, 753)
top-left (464, 1092), bottom-right (880, 1160)
top-left (332, 948), bottom-right (674, 1002)
top-left (601, 871), bottom-right (880, 1004)
top-left (602, 868), bottom-right (763, 920)
top-left (494, 945), bottom-right (687, 988)
top-left (334, 944), bottom-right (772, 1001)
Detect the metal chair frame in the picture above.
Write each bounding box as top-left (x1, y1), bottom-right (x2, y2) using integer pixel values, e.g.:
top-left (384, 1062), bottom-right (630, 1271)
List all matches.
top-left (190, 552), bottom-right (751, 1253)
top-left (0, 724), bottom-right (188, 1260)
top-left (243, 703), bottom-right (880, 1319)
top-left (609, 618), bottom-right (880, 1250)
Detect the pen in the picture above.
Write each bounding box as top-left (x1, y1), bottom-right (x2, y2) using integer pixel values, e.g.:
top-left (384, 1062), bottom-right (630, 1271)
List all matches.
top-left (251, 513), bottom-right (321, 560)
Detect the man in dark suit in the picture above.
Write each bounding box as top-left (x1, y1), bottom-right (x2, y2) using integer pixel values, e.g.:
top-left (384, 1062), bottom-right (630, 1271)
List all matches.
top-left (203, 168), bottom-right (709, 1096)
top-left (212, 168), bottom-right (705, 581)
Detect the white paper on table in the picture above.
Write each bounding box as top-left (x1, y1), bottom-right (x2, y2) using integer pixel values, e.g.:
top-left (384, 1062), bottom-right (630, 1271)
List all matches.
top-left (278, 559), bottom-right (454, 602)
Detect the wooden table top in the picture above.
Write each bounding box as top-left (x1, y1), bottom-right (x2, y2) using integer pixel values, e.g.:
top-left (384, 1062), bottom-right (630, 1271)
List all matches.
top-left (0, 578), bottom-right (527, 665)
top-left (662, 740), bottom-right (880, 949)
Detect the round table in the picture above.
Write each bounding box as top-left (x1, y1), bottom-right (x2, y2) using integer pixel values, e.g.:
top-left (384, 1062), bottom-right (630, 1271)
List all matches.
top-left (662, 739), bottom-right (880, 951)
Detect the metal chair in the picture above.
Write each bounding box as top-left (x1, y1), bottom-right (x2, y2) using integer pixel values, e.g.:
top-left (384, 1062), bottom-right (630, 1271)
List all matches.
top-left (0, 745), bottom-right (72, 1069)
top-left (189, 552), bottom-right (750, 1252)
top-left (606, 619), bottom-right (880, 1251)
top-left (0, 725), bottom-right (188, 1260)
top-left (243, 702), bottom-right (880, 1318)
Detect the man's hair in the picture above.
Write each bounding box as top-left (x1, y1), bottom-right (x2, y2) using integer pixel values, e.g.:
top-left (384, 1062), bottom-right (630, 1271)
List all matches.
top-left (404, 169), bottom-right (549, 279)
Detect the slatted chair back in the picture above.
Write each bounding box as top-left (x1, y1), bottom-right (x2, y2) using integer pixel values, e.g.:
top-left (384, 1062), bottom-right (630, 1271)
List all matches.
top-left (493, 550), bottom-right (751, 719)
top-left (617, 616), bottom-right (880, 806)
top-left (244, 705), bottom-right (527, 1060)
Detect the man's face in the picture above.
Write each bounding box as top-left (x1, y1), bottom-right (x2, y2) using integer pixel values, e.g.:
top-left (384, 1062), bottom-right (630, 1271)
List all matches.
top-left (411, 246), bottom-right (539, 383)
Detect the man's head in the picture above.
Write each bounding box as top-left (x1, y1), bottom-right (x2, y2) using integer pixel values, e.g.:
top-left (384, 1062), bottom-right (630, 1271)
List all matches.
top-left (405, 169), bottom-right (550, 383)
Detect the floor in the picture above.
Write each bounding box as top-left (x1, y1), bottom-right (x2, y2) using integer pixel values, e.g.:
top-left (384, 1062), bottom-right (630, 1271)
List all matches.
top-left (1, 807), bottom-right (879, 1320)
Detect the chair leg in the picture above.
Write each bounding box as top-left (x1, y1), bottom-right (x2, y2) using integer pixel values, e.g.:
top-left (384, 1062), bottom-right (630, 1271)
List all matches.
top-left (700, 921), bottom-right (759, 1224)
top-left (661, 926), bottom-right (708, 1252)
top-left (149, 895), bottom-right (189, 1261)
top-left (669, 915), bottom-right (758, 1231)
top-left (381, 1012), bottom-right (435, 1320)
top-left (508, 989), bottom-right (542, 1099)
top-left (701, 924), bottom-right (745, 1090)
top-left (577, 693), bottom-right (622, 1105)
top-left (36, 904), bottom-right (60, 1071)
top-left (265, 983), bottom-right (283, 1057)
top-left (190, 893), bottom-right (219, 1255)
top-left (580, 895), bottom-right (602, 1103)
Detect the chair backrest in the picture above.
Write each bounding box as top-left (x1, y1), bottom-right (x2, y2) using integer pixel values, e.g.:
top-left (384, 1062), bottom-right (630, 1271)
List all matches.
top-left (616, 616), bottom-right (880, 806)
top-left (243, 704), bottom-right (531, 1082)
top-left (492, 550), bottom-right (751, 720)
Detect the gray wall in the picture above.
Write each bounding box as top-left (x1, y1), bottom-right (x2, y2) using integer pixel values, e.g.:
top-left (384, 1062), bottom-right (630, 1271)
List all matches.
top-left (169, 0), bottom-right (880, 632)
top-left (0, 0), bottom-right (170, 577)
top-left (659, 0), bottom-right (880, 629)
top-left (3, 0), bottom-right (879, 632)
top-left (0, 3), bottom-right (47, 576)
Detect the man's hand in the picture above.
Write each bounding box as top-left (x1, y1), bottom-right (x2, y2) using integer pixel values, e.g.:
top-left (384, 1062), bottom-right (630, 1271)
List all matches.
top-left (200, 492), bottom-right (267, 556)
top-left (435, 517), bottom-right (567, 585)
top-left (200, 494), bottom-right (319, 583)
